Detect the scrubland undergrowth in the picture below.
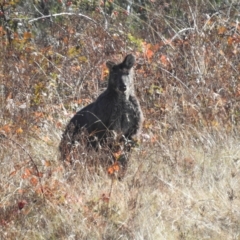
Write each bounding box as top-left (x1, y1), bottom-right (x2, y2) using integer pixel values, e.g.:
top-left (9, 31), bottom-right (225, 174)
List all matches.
top-left (0, 0), bottom-right (240, 239)
top-left (1, 125), bottom-right (240, 239)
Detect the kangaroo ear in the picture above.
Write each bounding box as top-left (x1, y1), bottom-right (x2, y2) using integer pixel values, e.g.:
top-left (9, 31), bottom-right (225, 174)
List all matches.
top-left (106, 61), bottom-right (115, 70)
top-left (121, 54), bottom-right (135, 69)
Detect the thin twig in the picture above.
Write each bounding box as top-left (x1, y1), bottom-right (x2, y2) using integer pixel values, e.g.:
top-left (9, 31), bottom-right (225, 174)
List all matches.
top-left (158, 66), bottom-right (191, 92)
top-left (28, 12), bottom-right (98, 25)
top-left (107, 177), bottom-right (114, 216)
top-left (170, 28), bottom-right (195, 42)
top-left (1, 134), bottom-right (44, 195)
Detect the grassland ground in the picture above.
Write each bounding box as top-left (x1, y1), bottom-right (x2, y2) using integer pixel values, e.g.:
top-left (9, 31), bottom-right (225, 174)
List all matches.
top-left (1, 121), bottom-right (240, 239)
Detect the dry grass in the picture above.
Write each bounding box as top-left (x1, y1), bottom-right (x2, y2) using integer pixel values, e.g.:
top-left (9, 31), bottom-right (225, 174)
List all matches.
top-left (1, 121), bottom-right (240, 239)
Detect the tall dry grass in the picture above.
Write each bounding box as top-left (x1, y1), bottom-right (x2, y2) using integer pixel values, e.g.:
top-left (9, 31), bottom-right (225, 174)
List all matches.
top-left (1, 121), bottom-right (240, 239)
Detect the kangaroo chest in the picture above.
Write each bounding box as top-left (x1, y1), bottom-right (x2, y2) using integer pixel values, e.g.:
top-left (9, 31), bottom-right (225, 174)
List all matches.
top-left (110, 100), bottom-right (136, 133)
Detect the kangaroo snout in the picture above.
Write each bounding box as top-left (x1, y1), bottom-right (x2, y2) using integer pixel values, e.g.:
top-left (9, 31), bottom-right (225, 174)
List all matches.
top-left (119, 84), bottom-right (127, 92)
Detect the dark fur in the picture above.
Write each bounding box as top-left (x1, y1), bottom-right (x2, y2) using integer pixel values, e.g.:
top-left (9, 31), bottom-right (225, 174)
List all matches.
top-left (59, 54), bottom-right (143, 177)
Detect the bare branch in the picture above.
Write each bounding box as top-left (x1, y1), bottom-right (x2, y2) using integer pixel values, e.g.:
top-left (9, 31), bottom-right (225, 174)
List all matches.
top-left (28, 12), bottom-right (98, 25)
top-left (170, 28), bottom-right (195, 42)
top-left (2, 134), bottom-right (44, 195)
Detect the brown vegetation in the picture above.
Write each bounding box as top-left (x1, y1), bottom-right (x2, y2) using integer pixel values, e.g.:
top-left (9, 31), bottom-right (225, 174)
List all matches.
top-left (0, 0), bottom-right (240, 239)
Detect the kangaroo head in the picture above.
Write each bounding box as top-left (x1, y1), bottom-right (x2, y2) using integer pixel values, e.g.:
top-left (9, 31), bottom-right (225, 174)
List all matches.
top-left (106, 54), bottom-right (135, 96)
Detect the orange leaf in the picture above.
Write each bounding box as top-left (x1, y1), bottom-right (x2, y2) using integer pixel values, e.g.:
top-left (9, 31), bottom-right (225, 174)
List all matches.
top-left (218, 26), bottom-right (227, 35)
top-left (30, 177), bottom-right (38, 186)
top-left (44, 160), bottom-right (51, 167)
top-left (23, 32), bottom-right (32, 40)
top-left (18, 189), bottom-right (26, 194)
top-left (9, 170), bottom-right (17, 176)
top-left (56, 122), bottom-right (62, 128)
top-left (107, 162), bottom-right (120, 175)
top-left (160, 55), bottom-right (169, 67)
top-left (22, 168), bottom-right (32, 179)
top-left (6, 92), bottom-right (12, 100)
top-left (113, 150), bottom-right (122, 160)
top-left (143, 42), bottom-right (154, 60)
top-left (34, 112), bottom-right (44, 118)
top-left (146, 48), bottom-right (154, 60)
top-left (228, 36), bottom-right (233, 45)
top-left (152, 43), bottom-right (161, 52)
top-left (63, 37), bottom-right (69, 44)
top-left (25, 168), bottom-right (32, 175)
top-left (0, 124), bottom-right (11, 134)
top-left (38, 172), bottom-right (43, 177)
top-left (35, 187), bottom-right (43, 195)
top-left (16, 127), bottom-right (23, 134)
top-left (151, 134), bottom-right (158, 143)
top-left (101, 64), bottom-right (109, 80)
top-left (22, 174), bottom-right (28, 179)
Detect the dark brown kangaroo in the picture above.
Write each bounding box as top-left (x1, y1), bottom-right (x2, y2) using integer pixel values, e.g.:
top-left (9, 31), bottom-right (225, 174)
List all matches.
top-left (59, 54), bottom-right (143, 178)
